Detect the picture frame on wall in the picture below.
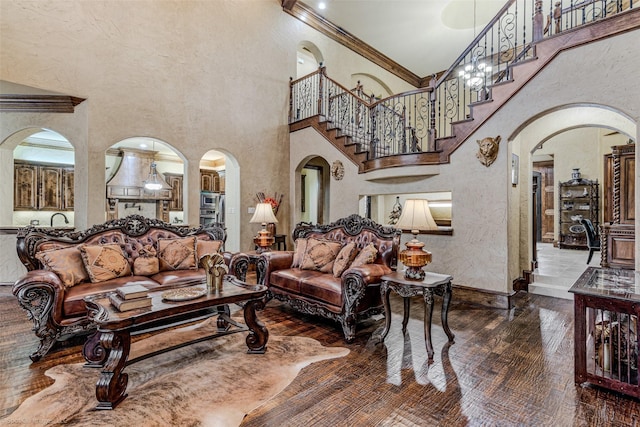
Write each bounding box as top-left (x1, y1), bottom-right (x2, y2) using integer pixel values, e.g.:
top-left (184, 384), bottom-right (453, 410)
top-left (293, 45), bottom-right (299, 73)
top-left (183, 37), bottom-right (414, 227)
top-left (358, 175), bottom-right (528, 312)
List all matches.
top-left (512, 153), bottom-right (519, 187)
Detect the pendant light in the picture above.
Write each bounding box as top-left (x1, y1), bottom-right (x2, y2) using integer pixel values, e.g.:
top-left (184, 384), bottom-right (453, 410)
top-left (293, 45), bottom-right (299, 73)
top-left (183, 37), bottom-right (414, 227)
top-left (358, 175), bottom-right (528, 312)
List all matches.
top-left (143, 140), bottom-right (163, 191)
top-left (458, 0), bottom-right (491, 91)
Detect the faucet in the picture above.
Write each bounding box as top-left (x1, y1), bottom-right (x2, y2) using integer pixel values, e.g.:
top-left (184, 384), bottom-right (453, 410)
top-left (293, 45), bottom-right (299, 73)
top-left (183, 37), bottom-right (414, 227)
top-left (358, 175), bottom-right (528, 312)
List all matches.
top-left (50, 213), bottom-right (69, 227)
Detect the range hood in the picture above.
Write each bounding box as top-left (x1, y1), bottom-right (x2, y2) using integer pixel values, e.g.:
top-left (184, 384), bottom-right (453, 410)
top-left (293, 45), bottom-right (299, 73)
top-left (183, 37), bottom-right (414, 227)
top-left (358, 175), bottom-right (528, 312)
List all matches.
top-left (106, 148), bottom-right (172, 200)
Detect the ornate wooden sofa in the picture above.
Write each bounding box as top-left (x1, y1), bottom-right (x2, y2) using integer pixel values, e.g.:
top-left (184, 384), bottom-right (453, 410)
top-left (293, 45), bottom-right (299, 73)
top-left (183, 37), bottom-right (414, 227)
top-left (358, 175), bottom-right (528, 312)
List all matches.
top-left (257, 214), bottom-right (400, 342)
top-left (13, 215), bottom-right (244, 361)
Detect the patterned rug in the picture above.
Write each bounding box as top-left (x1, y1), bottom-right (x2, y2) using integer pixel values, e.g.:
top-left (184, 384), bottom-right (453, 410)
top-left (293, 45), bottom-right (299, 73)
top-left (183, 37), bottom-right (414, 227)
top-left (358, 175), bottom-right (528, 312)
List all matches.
top-left (4, 318), bottom-right (349, 426)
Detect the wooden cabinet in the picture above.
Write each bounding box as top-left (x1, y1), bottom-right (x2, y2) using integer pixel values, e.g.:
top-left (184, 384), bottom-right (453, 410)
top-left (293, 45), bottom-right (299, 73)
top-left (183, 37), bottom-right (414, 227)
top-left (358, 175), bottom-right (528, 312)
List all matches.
top-left (558, 179), bottom-right (599, 250)
top-left (63, 169), bottom-right (74, 209)
top-left (164, 173), bottom-right (183, 211)
top-left (14, 163), bottom-right (37, 210)
top-left (14, 161), bottom-right (74, 211)
top-left (602, 144), bottom-right (635, 268)
top-left (200, 169), bottom-right (220, 192)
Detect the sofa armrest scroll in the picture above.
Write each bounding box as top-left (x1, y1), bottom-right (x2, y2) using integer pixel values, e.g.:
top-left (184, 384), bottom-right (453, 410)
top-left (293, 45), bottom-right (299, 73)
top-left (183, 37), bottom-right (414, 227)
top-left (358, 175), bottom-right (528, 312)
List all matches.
top-left (12, 271), bottom-right (68, 355)
top-left (343, 263), bottom-right (392, 286)
top-left (257, 251), bottom-right (294, 286)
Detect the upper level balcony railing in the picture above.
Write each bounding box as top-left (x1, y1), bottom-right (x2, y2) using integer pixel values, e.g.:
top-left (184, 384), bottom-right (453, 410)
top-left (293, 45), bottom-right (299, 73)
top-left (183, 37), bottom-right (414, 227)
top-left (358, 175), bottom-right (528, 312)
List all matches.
top-left (289, 0), bottom-right (635, 162)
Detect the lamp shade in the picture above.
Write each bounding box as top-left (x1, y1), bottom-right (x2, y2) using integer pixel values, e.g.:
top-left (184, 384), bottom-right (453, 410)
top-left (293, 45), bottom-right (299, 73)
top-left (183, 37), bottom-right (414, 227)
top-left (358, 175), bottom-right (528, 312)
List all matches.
top-left (250, 203), bottom-right (278, 225)
top-left (394, 199), bottom-right (438, 233)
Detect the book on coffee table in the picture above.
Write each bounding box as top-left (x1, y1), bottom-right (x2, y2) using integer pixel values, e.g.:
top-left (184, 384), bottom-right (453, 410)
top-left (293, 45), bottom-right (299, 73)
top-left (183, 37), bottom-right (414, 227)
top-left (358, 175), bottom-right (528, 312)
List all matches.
top-left (109, 293), bottom-right (152, 312)
top-left (115, 284), bottom-right (149, 300)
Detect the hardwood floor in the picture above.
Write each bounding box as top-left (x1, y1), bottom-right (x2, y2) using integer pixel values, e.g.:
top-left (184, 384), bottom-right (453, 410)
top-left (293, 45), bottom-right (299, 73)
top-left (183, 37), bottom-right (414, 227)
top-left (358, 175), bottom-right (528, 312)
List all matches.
top-left (1, 284), bottom-right (638, 426)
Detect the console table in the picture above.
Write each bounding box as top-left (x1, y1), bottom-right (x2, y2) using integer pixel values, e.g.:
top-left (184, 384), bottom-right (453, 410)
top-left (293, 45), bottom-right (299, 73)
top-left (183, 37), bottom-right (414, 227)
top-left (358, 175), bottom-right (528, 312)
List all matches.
top-left (379, 271), bottom-right (455, 361)
top-left (569, 267), bottom-right (639, 398)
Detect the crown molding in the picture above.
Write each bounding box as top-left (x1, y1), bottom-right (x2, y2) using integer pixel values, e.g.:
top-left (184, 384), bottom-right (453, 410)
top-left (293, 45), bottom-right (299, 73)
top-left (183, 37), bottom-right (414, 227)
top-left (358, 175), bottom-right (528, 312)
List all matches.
top-left (285, 2), bottom-right (427, 88)
top-left (0, 95), bottom-right (85, 113)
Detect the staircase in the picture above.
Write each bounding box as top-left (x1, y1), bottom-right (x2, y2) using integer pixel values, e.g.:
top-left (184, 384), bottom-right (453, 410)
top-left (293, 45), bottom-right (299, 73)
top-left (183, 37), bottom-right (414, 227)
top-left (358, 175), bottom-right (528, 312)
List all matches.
top-left (289, 1), bottom-right (639, 173)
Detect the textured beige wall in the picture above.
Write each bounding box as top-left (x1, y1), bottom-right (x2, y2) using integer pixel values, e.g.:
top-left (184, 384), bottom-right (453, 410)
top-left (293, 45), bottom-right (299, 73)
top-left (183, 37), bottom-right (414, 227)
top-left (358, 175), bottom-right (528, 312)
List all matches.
top-left (0, 1), bottom-right (638, 291)
top-left (0, 0), bottom-right (414, 282)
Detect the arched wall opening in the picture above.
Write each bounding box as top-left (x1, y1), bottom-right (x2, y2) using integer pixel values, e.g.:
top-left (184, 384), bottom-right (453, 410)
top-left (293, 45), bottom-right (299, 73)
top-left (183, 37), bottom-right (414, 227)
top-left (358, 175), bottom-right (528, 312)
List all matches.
top-left (294, 155), bottom-right (330, 226)
top-left (1, 128), bottom-right (76, 227)
top-left (297, 41), bottom-right (323, 78)
top-left (200, 149), bottom-right (241, 252)
top-left (509, 103), bottom-right (637, 289)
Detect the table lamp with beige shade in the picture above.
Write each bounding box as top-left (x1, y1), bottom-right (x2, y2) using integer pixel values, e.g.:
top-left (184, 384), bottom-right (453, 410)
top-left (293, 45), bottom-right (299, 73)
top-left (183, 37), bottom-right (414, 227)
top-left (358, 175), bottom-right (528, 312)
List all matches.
top-left (393, 199), bottom-right (439, 280)
top-left (250, 202), bottom-right (278, 253)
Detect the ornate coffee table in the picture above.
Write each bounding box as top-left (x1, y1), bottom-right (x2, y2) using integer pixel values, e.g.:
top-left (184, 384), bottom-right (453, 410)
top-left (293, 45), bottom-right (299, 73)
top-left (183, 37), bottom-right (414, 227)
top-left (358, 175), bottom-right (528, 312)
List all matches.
top-left (379, 271), bottom-right (455, 361)
top-left (82, 276), bottom-right (268, 409)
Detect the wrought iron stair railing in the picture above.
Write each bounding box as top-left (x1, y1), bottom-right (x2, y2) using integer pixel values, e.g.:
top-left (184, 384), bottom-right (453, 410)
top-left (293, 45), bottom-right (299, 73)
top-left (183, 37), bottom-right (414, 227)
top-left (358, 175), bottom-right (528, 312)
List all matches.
top-left (289, 0), bottom-right (635, 168)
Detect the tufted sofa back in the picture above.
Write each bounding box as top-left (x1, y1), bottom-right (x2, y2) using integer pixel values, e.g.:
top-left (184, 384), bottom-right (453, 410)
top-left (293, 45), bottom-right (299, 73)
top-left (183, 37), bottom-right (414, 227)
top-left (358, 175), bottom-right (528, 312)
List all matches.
top-left (17, 215), bottom-right (226, 271)
top-left (293, 214), bottom-right (400, 269)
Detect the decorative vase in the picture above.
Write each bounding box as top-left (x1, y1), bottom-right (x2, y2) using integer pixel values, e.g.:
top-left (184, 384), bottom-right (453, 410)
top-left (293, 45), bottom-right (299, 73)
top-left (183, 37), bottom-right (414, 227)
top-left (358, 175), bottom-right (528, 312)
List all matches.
top-left (572, 168), bottom-right (581, 181)
top-left (199, 253), bottom-right (228, 293)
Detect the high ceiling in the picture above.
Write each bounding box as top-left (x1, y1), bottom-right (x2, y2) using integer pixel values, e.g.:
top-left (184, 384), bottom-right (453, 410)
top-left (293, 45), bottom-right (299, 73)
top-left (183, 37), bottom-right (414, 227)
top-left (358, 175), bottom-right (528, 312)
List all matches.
top-left (301, 0), bottom-right (506, 77)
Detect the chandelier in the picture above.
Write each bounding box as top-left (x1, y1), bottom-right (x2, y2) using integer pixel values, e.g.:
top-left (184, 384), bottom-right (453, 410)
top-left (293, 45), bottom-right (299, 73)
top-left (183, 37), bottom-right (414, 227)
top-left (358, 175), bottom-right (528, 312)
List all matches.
top-left (458, 0), bottom-right (492, 91)
top-left (459, 56), bottom-right (491, 90)
top-left (143, 140), bottom-right (163, 191)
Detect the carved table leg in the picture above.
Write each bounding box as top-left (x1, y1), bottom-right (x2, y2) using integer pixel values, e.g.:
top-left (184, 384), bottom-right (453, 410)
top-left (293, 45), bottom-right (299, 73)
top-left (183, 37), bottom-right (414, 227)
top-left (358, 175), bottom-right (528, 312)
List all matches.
top-left (216, 304), bottom-right (231, 331)
top-left (379, 281), bottom-right (391, 342)
top-left (83, 331), bottom-right (107, 367)
top-left (423, 288), bottom-right (435, 362)
top-left (243, 298), bottom-right (268, 354)
top-left (95, 330), bottom-right (130, 410)
top-left (402, 297), bottom-right (411, 333)
top-left (441, 282), bottom-right (455, 343)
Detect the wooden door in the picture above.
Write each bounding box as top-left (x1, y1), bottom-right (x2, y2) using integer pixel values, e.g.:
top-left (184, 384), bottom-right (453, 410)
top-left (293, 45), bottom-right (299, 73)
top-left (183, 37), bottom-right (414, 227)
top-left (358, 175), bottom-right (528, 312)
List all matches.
top-left (38, 166), bottom-right (63, 210)
top-left (533, 161), bottom-right (554, 243)
top-left (14, 163), bottom-right (37, 210)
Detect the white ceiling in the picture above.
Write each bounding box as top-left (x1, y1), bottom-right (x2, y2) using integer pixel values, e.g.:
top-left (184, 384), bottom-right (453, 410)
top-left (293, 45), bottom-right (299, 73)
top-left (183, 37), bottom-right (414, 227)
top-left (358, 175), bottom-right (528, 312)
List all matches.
top-left (307, 0), bottom-right (506, 76)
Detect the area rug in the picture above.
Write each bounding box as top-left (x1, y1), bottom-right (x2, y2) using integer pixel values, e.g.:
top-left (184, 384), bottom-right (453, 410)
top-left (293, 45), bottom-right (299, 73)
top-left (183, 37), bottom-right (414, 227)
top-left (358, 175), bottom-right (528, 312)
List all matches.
top-left (3, 318), bottom-right (349, 426)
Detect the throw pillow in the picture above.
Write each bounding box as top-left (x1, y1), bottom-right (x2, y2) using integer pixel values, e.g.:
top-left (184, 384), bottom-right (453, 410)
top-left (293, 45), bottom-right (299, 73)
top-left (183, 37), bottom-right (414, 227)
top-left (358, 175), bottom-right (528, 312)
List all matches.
top-left (350, 243), bottom-right (378, 268)
top-left (196, 239), bottom-right (222, 260)
top-left (35, 246), bottom-right (89, 287)
top-left (79, 243), bottom-right (132, 283)
top-left (332, 241), bottom-right (359, 277)
top-left (133, 256), bottom-right (160, 276)
top-left (291, 238), bottom-right (309, 268)
top-left (300, 238), bottom-right (342, 273)
top-left (157, 236), bottom-right (198, 271)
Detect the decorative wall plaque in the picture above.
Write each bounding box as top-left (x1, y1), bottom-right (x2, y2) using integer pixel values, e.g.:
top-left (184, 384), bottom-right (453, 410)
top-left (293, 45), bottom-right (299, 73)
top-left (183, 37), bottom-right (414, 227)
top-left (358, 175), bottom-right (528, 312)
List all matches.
top-left (331, 160), bottom-right (344, 180)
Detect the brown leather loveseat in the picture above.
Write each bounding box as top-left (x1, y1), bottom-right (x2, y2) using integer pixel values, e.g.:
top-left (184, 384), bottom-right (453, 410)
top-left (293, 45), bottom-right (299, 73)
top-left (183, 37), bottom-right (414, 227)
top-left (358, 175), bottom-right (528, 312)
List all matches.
top-left (257, 214), bottom-right (400, 342)
top-left (13, 215), bottom-right (242, 361)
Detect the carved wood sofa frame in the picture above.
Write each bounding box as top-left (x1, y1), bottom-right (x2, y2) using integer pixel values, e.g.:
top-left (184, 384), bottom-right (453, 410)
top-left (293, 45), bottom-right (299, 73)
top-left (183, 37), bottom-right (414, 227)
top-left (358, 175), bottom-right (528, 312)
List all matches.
top-left (257, 214), bottom-right (400, 342)
top-left (12, 215), bottom-right (242, 361)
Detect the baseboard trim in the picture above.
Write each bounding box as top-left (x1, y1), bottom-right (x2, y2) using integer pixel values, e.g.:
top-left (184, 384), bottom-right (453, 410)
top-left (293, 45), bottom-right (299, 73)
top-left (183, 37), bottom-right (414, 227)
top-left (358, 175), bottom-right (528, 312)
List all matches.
top-left (451, 284), bottom-right (516, 310)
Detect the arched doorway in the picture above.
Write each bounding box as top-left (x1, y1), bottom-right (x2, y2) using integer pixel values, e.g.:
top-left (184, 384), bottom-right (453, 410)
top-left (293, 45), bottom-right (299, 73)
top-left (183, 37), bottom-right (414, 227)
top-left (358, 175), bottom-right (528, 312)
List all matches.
top-left (295, 156), bottom-right (330, 225)
top-left (511, 104), bottom-right (636, 298)
top-left (200, 149), bottom-right (241, 252)
top-left (297, 41), bottom-right (323, 78)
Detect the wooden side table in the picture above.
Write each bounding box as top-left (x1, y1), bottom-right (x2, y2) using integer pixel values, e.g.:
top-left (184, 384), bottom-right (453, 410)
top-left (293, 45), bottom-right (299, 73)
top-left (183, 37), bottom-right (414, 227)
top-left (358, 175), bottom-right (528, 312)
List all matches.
top-left (379, 271), bottom-right (455, 361)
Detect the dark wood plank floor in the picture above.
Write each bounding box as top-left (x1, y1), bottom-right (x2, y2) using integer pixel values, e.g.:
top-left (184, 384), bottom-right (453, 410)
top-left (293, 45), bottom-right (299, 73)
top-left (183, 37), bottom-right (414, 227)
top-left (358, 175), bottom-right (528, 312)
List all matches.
top-left (1, 285), bottom-right (639, 426)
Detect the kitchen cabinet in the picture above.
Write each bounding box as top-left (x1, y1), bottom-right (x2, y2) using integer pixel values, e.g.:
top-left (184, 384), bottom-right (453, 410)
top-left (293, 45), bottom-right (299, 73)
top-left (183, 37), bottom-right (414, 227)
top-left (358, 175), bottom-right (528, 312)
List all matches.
top-left (558, 178), bottom-right (599, 250)
top-left (164, 172), bottom-right (183, 211)
top-left (200, 169), bottom-right (220, 192)
top-left (14, 161), bottom-right (74, 211)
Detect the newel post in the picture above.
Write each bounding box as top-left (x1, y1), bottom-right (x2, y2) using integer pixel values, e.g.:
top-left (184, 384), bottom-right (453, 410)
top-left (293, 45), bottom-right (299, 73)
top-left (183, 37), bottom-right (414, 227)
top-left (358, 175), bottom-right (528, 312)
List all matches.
top-left (533, 0), bottom-right (544, 41)
top-left (317, 65), bottom-right (325, 117)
